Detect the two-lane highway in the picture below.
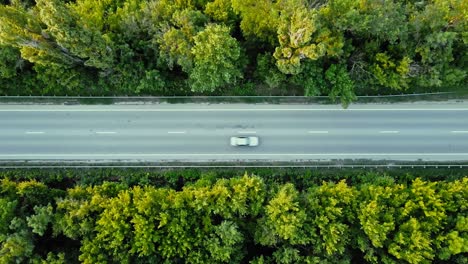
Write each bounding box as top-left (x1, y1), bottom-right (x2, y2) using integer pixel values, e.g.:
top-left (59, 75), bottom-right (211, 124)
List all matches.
top-left (1, 103), bottom-right (468, 161)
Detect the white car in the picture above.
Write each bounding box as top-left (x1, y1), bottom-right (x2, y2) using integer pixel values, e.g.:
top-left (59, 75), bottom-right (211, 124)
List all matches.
top-left (230, 136), bottom-right (259, 146)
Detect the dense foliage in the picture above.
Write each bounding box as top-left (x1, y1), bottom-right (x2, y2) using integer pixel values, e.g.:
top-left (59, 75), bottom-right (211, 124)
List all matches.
top-left (0, 170), bottom-right (467, 263)
top-left (0, 0), bottom-right (466, 105)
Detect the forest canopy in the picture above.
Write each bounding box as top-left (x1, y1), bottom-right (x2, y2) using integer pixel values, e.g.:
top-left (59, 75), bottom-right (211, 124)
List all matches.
top-left (0, 0), bottom-right (466, 106)
top-left (0, 172), bottom-right (467, 263)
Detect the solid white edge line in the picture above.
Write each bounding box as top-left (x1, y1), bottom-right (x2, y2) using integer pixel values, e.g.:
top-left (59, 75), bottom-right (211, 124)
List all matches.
top-left (25, 131), bottom-right (45, 134)
top-left (451, 131), bottom-right (468, 133)
top-left (167, 131), bottom-right (186, 134)
top-left (0, 165), bottom-right (466, 168)
top-left (1, 153), bottom-right (468, 157)
top-left (379, 131), bottom-right (400, 133)
top-left (1, 108), bottom-right (468, 112)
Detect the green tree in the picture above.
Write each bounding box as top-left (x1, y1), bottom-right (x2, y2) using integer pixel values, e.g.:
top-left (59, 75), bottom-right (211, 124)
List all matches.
top-left (54, 182), bottom-right (126, 240)
top-left (0, 172), bottom-right (467, 263)
top-left (36, 0), bottom-right (115, 70)
top-left (0, 220), bottom-right (35, 264)
top-left (189, 24), bottom-right (243, 92)
top-left (0, 5), bottom-right (81, 66)
top-left (0, 2), bottom-right (115, 94)
top-left (290, 60), bottom-right (327, 96)
top-left (255, 53), bottom-right (287, 89)
top-left (0, 198), bottom-right (17, 238)
top-left (356, 178), bottom-right (454, 264)
top-left (0, 44), bottom-right (23, 79)
top-left (33, 64), bottom-right (96, 95)
top-left (231, 0), bottom-right (280, 44)
top-left (274, 8), bottom-right (323, 75)
top-left (158, 9), bottom-right (208, 72)
top-left (255, 183), bottom-right (306, 246)
top-left (0, 179), bottom-right (64, 263)
top-left (81, 189), bottom-right (134, 263)
top-left (434, 178), bottom-right (468, 260)
top-left (204, 0), bottom-right (237, 25)
top-left (370, 53), bottom-right (412, 91)
top-left (408, 0), bottom-right (467, 89)
top-left (204, 221), bottom-right (244, 263)
top-left (326, 64), bottom-right (356, 108)
top-left (26, 204), bottom-right (54, 236)
top-left (302, 180), bottom-right (355, 262)
top-left (71, 174), bottom-right (264, 263)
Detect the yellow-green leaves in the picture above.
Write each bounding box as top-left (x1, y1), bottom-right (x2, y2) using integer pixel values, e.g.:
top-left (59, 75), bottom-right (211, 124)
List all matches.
top-left (274, 8), bottom-right (321, 75)
top-left (70, 0), bottom-right (116, 31)
top-left (0, 5), bottom-right (43, 47)
top-left (231, 0), bottom-right (280, 44)
top-left (265, 184), bottom-right (305, 241)
top-left (371, 53), bottom-right (412, 90)
top-left (357, 178), bottom-right (468, 264)
top-left (0, 1), bottom-right (116, 70)
top-left (158, 9), bottom-right (208, 72)
top-left (37, 0), bottom-right (115, 70)
top-left (0, 5), bottom-right (76, 67)
top-left (61, 175), bottom-right (266, 263)
top-left (189, 24), bottom-right (243, 92)
top-left (358, 185), bottom-right (399, 249)
top-left (1, 174), bottom-right (467, 263)
top-left (204, 0), bottom-right (236, 24)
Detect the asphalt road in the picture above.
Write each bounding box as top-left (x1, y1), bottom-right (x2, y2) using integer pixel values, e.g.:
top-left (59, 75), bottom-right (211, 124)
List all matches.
top-left (1, 103), bottom-right (468, 161)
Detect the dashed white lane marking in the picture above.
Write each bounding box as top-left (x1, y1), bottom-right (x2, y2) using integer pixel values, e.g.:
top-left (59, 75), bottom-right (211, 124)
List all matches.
top-left (25, 131), bottom-right (45, 134)
top-left (238, 131), bottom-right (256, 134)
top-left (96, 131), bottom-right (117, 134)
top-left (308, 131), bottom-right (329, 134)
top-left (167, 131), bottom-right (186, 134)
top-left (451, 131), bottom-right (468, 133)
top-left (379, 131), bottom-right (400, 134)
